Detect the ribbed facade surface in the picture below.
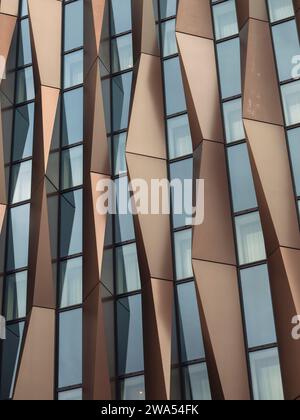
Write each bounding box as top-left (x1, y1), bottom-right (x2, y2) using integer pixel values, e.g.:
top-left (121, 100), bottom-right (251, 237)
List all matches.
top-left (0, 0), bottom-right (299, 401)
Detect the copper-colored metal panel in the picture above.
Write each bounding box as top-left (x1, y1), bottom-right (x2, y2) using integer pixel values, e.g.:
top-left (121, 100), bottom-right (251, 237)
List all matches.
top-left (27, 87), bottom-right (59, 310)
top-left (132, 0), bottom-right (159, 63)
top-left (0, 13), bottom-right (17, 71)
top-left (85, 60), bottom-right (110, 176)
top-left (127, 54), bottom-right (166, 160)
top-left (126, 153), bottom-right (173, 281)
top-left (83, 172), bottom-right (109, 298)
top-left (193, 141), bottom-right (236, 266)
top-left (0, 203), bottom-right (5, 233)
top-left (240, 20), bottom-right (283, 126)
top-left (13, 308), bottom-right (55, 400)
top-left (177, 32), bottom-right (223, 147)
top-left (83, 284), bottom-right (112, 400)
top-left (236, 0), bottom-right (268, 30)
top-left (142, 278), bottom-right (173, 400)
top-left (0, 0), bottom-right (19, 16)
top-left (40, 86), bottom-right (60, 172)
top-left (176, 0), bottom-right (213, 39)
top-left (84, 0), bottom-right (106, 77)
top-left (244, 119), bottom-right (300, 253)
top-left (28, 0), bottom-right (61, 89)
top-left (294, 0), bottom-right (300, 36)
top-left (193, 259), bottom-right (250, 400)
top-left (268, 247), bottom-right (300, 400)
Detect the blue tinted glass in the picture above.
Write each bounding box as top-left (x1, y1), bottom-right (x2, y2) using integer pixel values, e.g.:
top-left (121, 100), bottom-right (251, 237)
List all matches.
top-left (241, 265), bottom-right (277, 348)
top-left (7, 204), bottom-right (30, 271)
top-left (117, 294), bottom-right (144, 375)
top-left (64, 0), bottom-right (83, 51)
top-left (217, 38), bottom-right (241, 99)
top-left (13, 103), bottom-right (34, 161)
top-left (272, 20), bottom-right (300, 82)
top-left (163, 57), bottom-right (187, 116)
top-left (18, 18), bottom-right (32, 66)
top-left (112, 72), bottom-right (133, 131)
top-left (160, 0), bottom-right (177, 19)
top-left (177, 282), bottom-right (205, 362)
top-left (227, 143), bottom-right (257, 213)
top-left (111, 0), bottom-right (132, 35)
top-left (59, 309), bottom-right (82, 388)
top-left (288, 128), bottom-right (300, 196)
top-left (62, 88), bottom-right (83, 146)
top-left (60, 189), bottom-right (83, 258)
top-left (0, 322), bottom-right (25, 400)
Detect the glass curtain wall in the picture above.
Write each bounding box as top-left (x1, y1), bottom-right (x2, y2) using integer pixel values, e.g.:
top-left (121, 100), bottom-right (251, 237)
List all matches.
top-left (56, 0), bottom-right (84, 401)
top-left (155, 0), bottom-right (211, 400)
top-left (0, 0), bottom-right (34, 400)
top-left (106, 0), bottom-right (145, 401)
top-left (211, 0), bottom-right (284, 400)
top-left (267, 0), bottom-right (300, 219)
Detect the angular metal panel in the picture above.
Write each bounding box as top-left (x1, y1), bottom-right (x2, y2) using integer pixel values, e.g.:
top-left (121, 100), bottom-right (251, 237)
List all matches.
top-left (244, 119), bottom-right (300, 253)
top-left (193, 260), bottom-right (251, 401)
top-left (177, 32), bottom-right (223, 148)
top-left (240, 20), bottom-right (283, 125)
top-left (28, 0), bottom-right (61, 89)
top-left (177, 0), bottom-right (213, 39)
top-left (13, 308), bottom-right (55, 400)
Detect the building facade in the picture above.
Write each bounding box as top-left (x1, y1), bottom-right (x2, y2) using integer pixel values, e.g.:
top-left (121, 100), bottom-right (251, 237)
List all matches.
top-left (0, 0), bottom-right (299, 401)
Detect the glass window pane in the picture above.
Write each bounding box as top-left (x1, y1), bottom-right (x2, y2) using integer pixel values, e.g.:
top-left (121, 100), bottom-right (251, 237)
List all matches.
top-left (281, 80), bottom-right (300, 126)
top-left (10, 160), bottom-right (32, 204)
top-left (16, 67), bottom-right (35, 104)
top-left (110, 0), bottom-right (132, 35)
top-left (112, 72), bottom-right (133, 132)
top-left (116, 243), bottom-right (141, 295)
top-left (287, 128), bottom-right (300, 196)
top-left (0, 322), bottom-right (25, 400)
top-left (167, 114), bottom-right (193, 160)
top-left (112, 34), bottom-right (133, 73)
top-left (250, 348), bottom-right (284, 401)
top-left (174, 229), bottom-right (193, 280)
top-left (184, 363), bottom-right (211, 401)
top-left (61, 145), bottom-right (83, 190)
top-left (114, 177), bottom-right (135, 243)
top-left (58, 388), bottom-right (82, 401)
top-left (117, 294), bottom-right (144, 375)
top-left (7, 204), bottom-right (30, 271)
top-left (62, 88), bottom-right (83, 146)
top-left (223, 99), bottom-right (245, 143)
top-left (13, 103), bottom-right (34, 161)
top-left (64, 50), bottom-right (83, 89)
top-left (161, 19), bottom-right (178, 57)
top-left (58, 308), bottom-right (82, 388)
top-left (213, 0), bottom-right (238, 40)
top-left (18, 18), bottom-right (32, 67)
top-left (113, 132), bottom-right (127, 175)
top-left (160, 0), bottom-right (177, 19)
top-left (217, 38), bottom-right (241, 99)
top-left (268, 0), bottom-right (294, 22)
top-left (241, 265), bottom-right (277, 348)
top-left (64, 0), bottom-right (83, 51)
top-left (120, 376), bottom-right (145, 401)
top-left (177, 282), bottom-right (205, 362)
top-left (59, 257), bottom-right (82, 309)
top-left (227, 143), bottom-right (257, 213)
top-left (170, 158), bottom-right (193, 228)
top-left (5, 271), bottom-right (27, 321)
top-left (235, 212), bottom-right (266, 265)
top-left (163, 57), bottom-right (187, 116)
top-left (60, 189), bottom-right (83, 258)
top-left (21, 0), bottom-right (28, 17)
top-left (273, 20), bottom-right (300, 82)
